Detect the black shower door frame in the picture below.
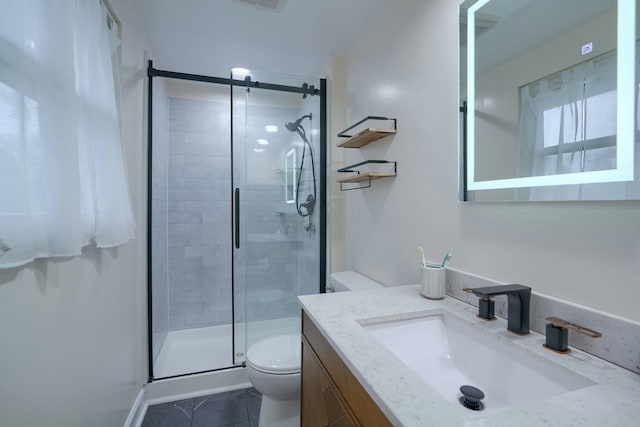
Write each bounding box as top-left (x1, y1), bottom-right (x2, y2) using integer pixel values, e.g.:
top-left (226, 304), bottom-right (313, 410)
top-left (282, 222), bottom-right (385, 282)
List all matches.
top-left (146, 60), bottom-right (327, 382)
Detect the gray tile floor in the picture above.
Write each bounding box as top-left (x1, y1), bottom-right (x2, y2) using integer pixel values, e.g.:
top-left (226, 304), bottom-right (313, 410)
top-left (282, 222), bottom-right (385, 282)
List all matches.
top-left (142, 388), bottom-right (261, 427)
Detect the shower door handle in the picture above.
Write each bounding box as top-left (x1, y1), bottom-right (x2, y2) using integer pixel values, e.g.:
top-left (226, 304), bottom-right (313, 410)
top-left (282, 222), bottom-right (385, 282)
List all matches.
top-left (234, 188), bottom-right (240, 249)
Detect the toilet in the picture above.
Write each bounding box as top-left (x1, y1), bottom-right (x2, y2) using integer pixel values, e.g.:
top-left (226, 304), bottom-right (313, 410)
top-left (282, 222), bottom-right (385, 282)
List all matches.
top-left (327, 270), bottom-right (386, 293)
top-left (247, 334), bottom-right (301, 427)
top-left (245, 271), bottom-right (383, 427)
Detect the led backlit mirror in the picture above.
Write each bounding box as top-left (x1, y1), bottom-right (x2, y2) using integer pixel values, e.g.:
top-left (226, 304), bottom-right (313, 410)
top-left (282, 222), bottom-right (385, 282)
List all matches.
top-left (285, 148), bottom-right (296, 204)
top-left (460, 0), bottom-right (639, 201)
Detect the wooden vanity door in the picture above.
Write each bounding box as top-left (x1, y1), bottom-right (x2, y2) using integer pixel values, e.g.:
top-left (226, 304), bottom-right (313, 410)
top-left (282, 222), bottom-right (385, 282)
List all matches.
top-left (301, 339), bottom-right (357, 427)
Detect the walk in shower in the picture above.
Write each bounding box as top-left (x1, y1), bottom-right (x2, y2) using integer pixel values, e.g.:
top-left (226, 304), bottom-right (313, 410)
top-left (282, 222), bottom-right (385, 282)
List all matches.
top-left (147, 63), bottom-right (326, 380)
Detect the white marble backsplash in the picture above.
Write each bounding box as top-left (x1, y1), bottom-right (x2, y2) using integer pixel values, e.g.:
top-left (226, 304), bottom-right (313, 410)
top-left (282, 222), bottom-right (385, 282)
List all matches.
top-left (445, 267), bottom-right (640, 375)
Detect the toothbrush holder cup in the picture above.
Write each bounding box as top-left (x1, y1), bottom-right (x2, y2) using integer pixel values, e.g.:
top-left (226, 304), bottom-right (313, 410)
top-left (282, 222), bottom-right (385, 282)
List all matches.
top-left (420, 265), bottom-right (446, 300)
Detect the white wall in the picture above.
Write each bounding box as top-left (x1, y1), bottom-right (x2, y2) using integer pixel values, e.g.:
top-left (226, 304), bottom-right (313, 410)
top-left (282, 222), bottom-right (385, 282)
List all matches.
top-left (338, 0), bottom-right (640, 322)
top-left (0, 1), bottom-right (152, 425)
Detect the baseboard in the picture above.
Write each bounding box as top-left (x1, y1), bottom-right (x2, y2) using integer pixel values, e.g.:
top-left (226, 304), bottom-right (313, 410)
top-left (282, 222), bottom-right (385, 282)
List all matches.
top-left (123, 388), bottom-right (147, 427)
top-left (146, 381), bottom-right (252, 406)
top-left (145, 366), bottom-right (250, 405)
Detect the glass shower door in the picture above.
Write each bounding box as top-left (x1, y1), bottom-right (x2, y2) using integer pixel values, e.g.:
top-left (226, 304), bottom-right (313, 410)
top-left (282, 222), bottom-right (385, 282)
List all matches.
top-left (149, 75), bottom-right (237, 379)
top-left (232, 71), bottom-right (323, 364)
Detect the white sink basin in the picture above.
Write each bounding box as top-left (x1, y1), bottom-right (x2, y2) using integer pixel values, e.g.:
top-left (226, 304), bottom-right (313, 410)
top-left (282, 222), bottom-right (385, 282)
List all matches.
top-left (361, 311), bottom-right (595, 415)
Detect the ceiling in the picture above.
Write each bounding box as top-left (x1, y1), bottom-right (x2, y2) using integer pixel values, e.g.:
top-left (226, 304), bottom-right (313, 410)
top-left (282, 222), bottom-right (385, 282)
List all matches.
top-left (133, 0), bottom-right (388, 79)
top-left (468, 0), bottom-right (616, 75)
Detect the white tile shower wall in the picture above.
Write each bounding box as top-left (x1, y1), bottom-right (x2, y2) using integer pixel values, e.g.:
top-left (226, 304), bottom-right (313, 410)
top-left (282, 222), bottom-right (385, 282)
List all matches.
top-left (168, 97), bottom-right (232, 331)
top-left (165, 97), bottom-right (320, 328)
top-left (244, 185), bottom-right (301, 322)
top-left (446, 267), bottom-right (640, 374)
top-left (240, 103), bottom-right (318, 323)
top-left (151, 81), bottom-right (170, 364)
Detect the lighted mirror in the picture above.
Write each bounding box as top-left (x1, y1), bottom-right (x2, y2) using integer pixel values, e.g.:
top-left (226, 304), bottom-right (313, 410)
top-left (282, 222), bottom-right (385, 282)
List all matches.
top-left (285, 148), bottom-right (296, 204)
top-left (460, 0), bottom-right (639, 201)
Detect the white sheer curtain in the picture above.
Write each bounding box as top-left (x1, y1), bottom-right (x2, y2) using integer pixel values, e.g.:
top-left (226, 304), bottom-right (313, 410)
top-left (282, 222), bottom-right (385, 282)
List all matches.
top-left (0, 0), bottom-right (135, 268)
top-left (518, 47), bottom-right (640, 201)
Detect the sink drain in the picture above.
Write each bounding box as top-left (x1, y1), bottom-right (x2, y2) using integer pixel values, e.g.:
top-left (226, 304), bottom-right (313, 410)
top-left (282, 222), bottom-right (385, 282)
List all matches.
top-left (459, 385), bottom-right (485, 411)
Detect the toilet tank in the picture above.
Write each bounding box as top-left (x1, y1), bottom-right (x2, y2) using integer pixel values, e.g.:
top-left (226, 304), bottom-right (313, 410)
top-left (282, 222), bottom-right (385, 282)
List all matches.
top-left (328, 271), bottom-right (384, 292)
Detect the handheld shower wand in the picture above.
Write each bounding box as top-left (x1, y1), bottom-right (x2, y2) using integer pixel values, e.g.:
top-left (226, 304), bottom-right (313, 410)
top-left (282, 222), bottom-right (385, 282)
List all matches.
top-left (285, 113), bottom-right (317, 224)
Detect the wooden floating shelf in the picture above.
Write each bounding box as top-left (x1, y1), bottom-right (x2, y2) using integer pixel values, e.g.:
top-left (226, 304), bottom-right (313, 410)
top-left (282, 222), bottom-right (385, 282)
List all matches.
top-left (337, 172), bottom-right (397, 184)
top-left (336, 117), bottom-right (397, 190)
top-left (337, 128), bottom-right (396, 148)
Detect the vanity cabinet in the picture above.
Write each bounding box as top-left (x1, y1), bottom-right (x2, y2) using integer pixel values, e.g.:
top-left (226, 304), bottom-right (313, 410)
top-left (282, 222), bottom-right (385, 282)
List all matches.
top-left (301, 311), bottom-right (392, 427)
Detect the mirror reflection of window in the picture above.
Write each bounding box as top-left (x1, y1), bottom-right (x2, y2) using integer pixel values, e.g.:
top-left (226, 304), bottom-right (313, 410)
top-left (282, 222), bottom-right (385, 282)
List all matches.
top-left (516, 42), bottom-right (640, 200)
top-left (519, 50), bottom-right (618, 178)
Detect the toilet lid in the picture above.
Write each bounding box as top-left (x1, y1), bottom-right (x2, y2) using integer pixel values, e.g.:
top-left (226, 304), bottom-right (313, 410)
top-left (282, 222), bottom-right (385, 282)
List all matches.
top-left (246, 334), bottom-right (301, 374)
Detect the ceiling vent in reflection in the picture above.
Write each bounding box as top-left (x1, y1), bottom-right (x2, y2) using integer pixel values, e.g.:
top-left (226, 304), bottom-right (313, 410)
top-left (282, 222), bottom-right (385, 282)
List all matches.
top-left (235, 0), bottom-right (285, 12)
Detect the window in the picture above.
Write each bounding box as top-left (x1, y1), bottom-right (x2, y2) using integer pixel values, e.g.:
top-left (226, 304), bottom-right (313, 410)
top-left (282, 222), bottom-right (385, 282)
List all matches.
top-left (0, 0), bottom-right (135, 268)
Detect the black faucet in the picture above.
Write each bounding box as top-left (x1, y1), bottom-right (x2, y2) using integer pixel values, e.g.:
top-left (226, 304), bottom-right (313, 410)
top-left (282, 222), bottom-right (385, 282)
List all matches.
top-left (468, 284), bottom-right (531, 335)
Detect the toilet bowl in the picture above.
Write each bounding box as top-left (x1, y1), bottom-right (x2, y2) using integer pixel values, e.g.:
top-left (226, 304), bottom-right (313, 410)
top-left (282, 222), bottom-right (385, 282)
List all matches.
top-left (246, 334), bottom-right (301, 427)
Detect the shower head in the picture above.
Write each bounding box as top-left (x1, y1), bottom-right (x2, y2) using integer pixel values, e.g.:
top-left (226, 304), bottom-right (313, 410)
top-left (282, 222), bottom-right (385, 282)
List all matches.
top-left (285, 120), bottom-right (300, 132)
top-left (285, 114), bottom-right (312, 132)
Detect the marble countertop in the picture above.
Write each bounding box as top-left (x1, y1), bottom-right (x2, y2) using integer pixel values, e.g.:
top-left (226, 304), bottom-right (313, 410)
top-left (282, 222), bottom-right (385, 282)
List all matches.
top-left (298, 285), bottom-right (640, 426)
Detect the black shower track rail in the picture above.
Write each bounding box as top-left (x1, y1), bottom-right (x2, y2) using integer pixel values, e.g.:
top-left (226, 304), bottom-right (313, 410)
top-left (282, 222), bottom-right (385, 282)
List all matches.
top-left (148, 65), bottom-right (321, 97)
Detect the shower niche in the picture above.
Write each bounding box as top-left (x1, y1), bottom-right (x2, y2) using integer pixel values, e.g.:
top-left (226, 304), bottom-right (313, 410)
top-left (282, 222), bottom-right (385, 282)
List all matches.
top-left (147, 63), bottom-right (326, 380)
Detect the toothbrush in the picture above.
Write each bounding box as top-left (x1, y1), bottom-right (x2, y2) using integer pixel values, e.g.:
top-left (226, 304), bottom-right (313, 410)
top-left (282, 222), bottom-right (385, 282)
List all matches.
top-left (441, 252), bottom-right (452, 268)
top-left (417, 246), bottom-right (426, 267)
